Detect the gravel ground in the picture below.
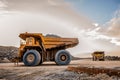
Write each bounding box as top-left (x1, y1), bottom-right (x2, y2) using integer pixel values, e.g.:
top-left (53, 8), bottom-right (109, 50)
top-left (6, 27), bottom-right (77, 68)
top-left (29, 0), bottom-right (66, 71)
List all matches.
top-left (0, 60), bottom-right (120, 80)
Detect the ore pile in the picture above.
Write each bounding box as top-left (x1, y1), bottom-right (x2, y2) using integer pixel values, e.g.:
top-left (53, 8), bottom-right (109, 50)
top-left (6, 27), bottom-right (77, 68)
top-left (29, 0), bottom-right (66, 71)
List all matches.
top-left (0, 46), bottom-right (18, 63)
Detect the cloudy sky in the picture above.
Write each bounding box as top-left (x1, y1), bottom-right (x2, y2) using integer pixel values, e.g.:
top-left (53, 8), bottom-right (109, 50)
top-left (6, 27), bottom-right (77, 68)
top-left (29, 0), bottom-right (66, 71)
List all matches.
top-left (0, 0), bottom-right (120, 57)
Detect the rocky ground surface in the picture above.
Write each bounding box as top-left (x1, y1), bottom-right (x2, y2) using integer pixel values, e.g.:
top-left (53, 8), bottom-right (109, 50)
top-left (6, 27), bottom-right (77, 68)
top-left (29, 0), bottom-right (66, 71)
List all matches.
top-left (0, 60), bottom-right (120, 80)
top-left (0, 46), bottom-right (18, 63)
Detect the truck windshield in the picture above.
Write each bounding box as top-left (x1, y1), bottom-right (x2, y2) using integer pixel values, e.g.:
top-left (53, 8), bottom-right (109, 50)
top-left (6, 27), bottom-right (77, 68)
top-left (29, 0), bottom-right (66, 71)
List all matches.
top-left (20, 39), bottom-right (26, 45)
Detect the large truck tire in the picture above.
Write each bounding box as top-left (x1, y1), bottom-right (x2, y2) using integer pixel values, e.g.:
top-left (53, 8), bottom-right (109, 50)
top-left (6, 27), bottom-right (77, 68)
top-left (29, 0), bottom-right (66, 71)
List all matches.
top-left (23, 50), bottom-right (41, 66)
top-left (39, 54), bottom-right (43, 65)
top-left (55, 50), bottom-right (71, 65)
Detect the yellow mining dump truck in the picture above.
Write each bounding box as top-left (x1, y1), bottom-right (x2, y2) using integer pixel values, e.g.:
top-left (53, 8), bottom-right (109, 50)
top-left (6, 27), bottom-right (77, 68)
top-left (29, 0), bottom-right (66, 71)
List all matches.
top-left (92, 51), bottom-right (105, 61)
top-left (18, 32), bottom-right (78, 66)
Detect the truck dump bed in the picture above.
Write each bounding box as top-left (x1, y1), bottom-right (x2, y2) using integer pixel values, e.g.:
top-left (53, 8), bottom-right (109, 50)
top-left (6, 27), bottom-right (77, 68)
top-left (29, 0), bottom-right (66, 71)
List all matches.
top-left (44, 37), bottom-right (78, 49)
top-left (19, 33), bottom-right (79, 49)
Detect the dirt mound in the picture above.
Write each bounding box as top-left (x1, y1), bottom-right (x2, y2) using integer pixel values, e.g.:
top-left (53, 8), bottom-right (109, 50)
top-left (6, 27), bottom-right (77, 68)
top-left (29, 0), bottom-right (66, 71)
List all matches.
top-left (45, 34), bottom-right (61, 38)
top-left (0, 46), bottom-right (18, 63)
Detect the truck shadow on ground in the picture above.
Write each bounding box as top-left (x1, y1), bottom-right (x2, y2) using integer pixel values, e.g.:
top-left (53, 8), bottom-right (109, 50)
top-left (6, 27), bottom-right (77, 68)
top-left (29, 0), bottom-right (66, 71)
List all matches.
top-left (18, 64), bottom-right (71, 67)
top-left (14, 62), bottom-right (77, 67)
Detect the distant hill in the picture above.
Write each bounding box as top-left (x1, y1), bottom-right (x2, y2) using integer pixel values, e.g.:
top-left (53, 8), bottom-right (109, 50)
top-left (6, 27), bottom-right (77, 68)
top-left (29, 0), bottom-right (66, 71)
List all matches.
top-left (0, 46), bottom-right (18, 62)
top-left (71, 55), bottom-right (81, 60)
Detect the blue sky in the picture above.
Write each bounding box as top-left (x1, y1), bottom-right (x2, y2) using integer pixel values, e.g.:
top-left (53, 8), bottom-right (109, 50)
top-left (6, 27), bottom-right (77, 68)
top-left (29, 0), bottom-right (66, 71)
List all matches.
top-left (65, 0), bottom-right (120, 24)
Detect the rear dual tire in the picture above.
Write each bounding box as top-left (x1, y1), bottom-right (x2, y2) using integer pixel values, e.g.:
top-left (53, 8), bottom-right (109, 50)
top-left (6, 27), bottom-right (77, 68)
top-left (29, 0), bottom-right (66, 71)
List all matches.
top-left (55, 50), bottom-right (71, 65)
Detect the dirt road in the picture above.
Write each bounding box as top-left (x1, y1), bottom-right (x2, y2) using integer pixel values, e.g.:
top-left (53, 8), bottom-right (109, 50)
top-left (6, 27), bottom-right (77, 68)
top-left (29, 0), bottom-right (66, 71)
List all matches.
top-left (0, 60), bottom-right (120, 80)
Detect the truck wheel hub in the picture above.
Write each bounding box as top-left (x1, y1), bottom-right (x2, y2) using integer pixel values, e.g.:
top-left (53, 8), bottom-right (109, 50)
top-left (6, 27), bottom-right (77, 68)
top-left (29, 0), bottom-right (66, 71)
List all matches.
top-left (60, 55), bottom-right (66, 61)
top-left (27, 54), bottom-right (35, 63)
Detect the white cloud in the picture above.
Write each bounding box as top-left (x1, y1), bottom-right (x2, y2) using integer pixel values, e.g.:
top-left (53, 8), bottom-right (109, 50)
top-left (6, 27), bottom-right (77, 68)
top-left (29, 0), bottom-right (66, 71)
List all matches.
top-left (104, 9), bottom-right (120, 37)
top-left (0, 1), bottom-right (7, 9)
top-left (92, 23), bottom-right (99, 27)
top-left (110, 38), bottom-right (120, 46)
top-left (0, 0), bottom-right (95, 41)
top-left (97, 9), bottom-right (120, 46)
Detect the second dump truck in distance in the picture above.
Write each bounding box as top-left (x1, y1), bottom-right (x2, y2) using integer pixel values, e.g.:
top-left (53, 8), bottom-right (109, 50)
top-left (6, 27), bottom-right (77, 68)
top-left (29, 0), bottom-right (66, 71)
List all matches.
top-left (92, 51), bottom-right (105, 61)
